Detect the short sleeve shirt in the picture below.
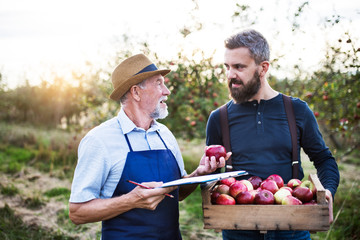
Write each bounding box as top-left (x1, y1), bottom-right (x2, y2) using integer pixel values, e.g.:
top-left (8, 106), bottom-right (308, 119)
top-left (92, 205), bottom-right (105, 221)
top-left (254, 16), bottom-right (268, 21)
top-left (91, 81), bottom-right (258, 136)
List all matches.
top-left (69, 108), bottom-right (186, 203)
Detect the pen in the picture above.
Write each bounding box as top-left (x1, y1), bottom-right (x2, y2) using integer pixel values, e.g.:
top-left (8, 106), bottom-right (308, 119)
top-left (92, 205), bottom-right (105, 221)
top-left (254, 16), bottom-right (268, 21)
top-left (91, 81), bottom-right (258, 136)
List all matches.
top-left (127, 180), bottom-right (174, 198)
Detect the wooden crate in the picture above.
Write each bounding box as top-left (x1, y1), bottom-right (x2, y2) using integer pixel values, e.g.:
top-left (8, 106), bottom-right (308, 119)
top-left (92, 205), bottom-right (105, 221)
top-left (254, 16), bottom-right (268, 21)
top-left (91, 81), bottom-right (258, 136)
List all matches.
top-left (201, 174), bottom-right (330, 231)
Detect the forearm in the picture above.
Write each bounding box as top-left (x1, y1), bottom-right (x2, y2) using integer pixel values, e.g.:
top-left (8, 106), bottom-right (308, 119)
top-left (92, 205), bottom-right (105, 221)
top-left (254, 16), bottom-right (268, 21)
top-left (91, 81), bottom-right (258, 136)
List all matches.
top-left (314, 156), bottom-right (340, 197)
top-left (69, 194), bottom-right (135, 224)
top-left (69, 183), bottom-right (175, 224)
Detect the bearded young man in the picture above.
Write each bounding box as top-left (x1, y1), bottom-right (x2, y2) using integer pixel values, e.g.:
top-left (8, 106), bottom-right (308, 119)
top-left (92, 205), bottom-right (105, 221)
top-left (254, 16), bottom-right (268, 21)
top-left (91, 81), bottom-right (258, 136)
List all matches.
top-left (69, 54), bottom-right (229, 239)
top-left (206, 29), bottom-right (339, 240)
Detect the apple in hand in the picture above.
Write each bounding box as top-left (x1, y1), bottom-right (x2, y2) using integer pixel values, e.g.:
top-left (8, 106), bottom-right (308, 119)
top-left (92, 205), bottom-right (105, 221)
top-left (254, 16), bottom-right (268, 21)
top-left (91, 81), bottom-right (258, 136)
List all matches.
top-left (216, 184), bottom-right (230, 195)
top-left (267, 174), bottom-right (284, 188)
top-left (239, 179), bottom-right (254, 191)
top-left (293, 186), bottom-right (314, 203)
top-left (282, 195), bottom-right (302, 205)
top-left (287, 179), bottom-right (302, 189)
top-left (236, 191), bottom-right (255, 204)
top-left (216, 194), bottom-right (236, 205)
top-left (274, 188), bottom-right (292, 204)
top-left (255, 189), bottom-right (275, 204)
top-left (260, 179), bottom-right (279, 194)
top-left (300, 180), bottom-right (317, 195)
top-left (248, 176), bottom-right (262, 189)
top-left (220, 177), bottom-right (236, 187)
top-left (229, 181), bottom-right (248, 198)
top-left (205, 145), bottom-right (227, 162)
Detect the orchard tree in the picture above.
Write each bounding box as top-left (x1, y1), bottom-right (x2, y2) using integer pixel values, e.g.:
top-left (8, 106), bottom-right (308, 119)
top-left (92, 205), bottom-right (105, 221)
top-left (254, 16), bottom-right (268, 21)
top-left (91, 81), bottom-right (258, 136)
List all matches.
top-left (157, 53), bottom-right (228, 139)
top-left (304, 32), bottom-right (360, 157)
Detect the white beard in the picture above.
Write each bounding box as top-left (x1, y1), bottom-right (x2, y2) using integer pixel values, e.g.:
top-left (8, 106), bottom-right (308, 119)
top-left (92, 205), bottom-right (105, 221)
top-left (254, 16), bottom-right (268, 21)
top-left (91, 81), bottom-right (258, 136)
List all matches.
top-left (150, 97), bottom-right (168, 120)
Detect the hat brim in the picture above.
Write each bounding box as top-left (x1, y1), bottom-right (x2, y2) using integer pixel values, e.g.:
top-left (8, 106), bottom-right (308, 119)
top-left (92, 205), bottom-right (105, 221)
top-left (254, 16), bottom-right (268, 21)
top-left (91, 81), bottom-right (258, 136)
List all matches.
top-left (110, 69), bottom-right (170, 101)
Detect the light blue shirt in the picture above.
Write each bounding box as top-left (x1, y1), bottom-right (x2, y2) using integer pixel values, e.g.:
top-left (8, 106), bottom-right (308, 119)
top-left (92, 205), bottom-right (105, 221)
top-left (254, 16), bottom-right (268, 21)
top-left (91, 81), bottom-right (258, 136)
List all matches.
top-left (69, 108), bottom-right (187, 203)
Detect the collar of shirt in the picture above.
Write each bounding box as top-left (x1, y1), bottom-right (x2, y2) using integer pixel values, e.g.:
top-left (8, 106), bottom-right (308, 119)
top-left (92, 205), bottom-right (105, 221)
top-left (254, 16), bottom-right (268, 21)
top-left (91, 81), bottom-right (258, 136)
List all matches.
top-left (117, 108), bottom-right (160, 134)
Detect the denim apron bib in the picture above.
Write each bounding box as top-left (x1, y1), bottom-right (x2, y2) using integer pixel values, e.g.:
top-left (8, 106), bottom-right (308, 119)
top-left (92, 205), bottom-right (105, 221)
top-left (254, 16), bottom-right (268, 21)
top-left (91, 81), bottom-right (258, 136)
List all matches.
top-left (102, 131), bottom-right (182, 240)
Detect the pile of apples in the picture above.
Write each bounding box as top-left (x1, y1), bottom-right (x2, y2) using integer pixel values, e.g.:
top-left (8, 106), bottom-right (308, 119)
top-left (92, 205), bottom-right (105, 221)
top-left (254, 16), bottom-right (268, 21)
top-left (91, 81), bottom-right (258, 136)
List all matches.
top-left (211, 174), bottom-right (317, 205)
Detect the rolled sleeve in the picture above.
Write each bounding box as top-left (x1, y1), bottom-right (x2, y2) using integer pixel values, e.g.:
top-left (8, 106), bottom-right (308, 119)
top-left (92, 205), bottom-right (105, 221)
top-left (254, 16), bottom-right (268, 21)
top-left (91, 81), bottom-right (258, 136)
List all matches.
top-left (69, 135), bottom-right (110, 203)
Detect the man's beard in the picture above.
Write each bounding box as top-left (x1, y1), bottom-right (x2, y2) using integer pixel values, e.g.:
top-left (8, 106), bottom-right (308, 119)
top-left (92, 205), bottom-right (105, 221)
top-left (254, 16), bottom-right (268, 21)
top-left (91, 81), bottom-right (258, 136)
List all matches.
top-left (150, 97), bottom-right (168, 120)
top-left (228, 71), bottom-right (261, 103)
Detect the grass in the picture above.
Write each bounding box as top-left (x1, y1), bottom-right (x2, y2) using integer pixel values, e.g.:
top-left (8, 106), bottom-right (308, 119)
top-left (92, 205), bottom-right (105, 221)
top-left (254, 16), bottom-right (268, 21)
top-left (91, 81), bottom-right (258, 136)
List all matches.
top-left (0, 184), bottom-right (19, 196)
top-left (45, 187), bottom-right (71, 199)
top-left (0, 122), bottom-right (359, 239)
top-left (0, 204), bottom-right (75, 240)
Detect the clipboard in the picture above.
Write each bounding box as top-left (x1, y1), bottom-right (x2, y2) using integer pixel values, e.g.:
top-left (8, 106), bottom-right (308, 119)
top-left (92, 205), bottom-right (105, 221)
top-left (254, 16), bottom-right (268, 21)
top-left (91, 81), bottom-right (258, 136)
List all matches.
top-left (160, 170), bottom-right (248, 188)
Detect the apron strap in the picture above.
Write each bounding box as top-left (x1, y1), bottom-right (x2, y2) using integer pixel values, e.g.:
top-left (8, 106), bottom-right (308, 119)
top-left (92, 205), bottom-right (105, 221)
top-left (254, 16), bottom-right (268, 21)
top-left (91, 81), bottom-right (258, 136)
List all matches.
top-left (124, 134), bottom-right (133, 152)
top-left (156, 130), bottom-right (169, 149)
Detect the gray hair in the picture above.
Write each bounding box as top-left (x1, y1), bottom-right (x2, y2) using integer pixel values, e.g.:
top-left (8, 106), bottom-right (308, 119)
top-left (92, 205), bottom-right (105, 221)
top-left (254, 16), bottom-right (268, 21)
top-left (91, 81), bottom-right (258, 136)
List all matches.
top-left (225, 29), bottom-right (270, 65)
top-left (119, 79), bottom-right (147, 104)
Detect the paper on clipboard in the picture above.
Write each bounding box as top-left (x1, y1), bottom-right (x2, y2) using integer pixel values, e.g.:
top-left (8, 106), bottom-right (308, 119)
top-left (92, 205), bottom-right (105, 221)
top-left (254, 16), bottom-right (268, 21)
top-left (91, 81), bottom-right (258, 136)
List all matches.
top-left (160, 170), bottom-right (248, 188)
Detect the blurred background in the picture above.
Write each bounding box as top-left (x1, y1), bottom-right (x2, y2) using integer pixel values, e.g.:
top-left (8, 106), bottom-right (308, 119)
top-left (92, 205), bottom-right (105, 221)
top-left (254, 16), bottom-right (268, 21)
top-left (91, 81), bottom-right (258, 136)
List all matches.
top-left (0, 0), bottom-right (359, 239)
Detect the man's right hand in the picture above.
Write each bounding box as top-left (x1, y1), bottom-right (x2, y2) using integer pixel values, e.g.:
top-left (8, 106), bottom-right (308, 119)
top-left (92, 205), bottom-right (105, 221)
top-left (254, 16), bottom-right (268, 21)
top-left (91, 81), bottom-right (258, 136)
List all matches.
top-left (129, 182), bottom-right (177, 210)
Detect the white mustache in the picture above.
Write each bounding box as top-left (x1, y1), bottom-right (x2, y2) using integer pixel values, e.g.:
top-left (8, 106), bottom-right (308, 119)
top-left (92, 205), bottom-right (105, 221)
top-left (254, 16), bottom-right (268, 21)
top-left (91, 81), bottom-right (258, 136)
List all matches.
top-left (159, 96), bottom-right (167, 103)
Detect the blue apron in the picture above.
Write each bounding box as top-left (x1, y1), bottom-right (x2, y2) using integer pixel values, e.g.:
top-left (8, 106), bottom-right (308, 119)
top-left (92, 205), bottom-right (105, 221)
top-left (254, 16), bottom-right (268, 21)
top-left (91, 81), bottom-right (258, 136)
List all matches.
top-left (102, 131), bottom-right (182, 240)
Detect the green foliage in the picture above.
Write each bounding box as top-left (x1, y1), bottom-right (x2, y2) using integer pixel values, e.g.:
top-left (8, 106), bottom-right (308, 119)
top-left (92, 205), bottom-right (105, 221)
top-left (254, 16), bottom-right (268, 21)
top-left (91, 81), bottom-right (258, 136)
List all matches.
top-left (312, 177), bottom-right (360, 239)
top-left (0, 123), bottom-right (79, 178)
top-left (269, 32), bottom-right (360, 159)
top-left (179, 187), bottom-right (221, 240)
top-left (45, 187), bottom-right (71, 199)
top-left (0, 145), bottom-right (34, 174)
top-left (304, 33), bottom-right (360, 155)
top-left (158, 54), bottom-right (229, 139)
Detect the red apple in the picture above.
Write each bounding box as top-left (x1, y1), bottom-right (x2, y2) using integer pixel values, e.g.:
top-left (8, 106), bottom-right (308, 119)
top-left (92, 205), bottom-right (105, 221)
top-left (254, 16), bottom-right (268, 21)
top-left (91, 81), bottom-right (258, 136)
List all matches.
top-left (205, 145), bottom-right (226, 162)
top-left (282, 195), bottom-right (302, 205)
top-left (280, 186), bottom-right (293, 194)
top-left (216, 194), bottom-right (236, 205)
top-left (249, 189), bottom-right (259, 198)
top-left (293, 186), bottom-right (314, 203)
top-left (300, 180), bottom-right (316, 195)
top-left (267, 174), bottom-right (284, 188)
top-left (239, 179), bottom-right (253, 191)
top-left (216, 184), bottom-right (230, 195)
top-left (254, 189), bottom-right (275, 205)
top-left (211, 191), bottom-right (221, 204)
top-left (229, 181), bottom-right (248, 198)
top-left (220, 177), bottom-right (236, 187)
top-left (287, 179), bottom-right (302, 189)
top-left (303, 199), bottom-right (317, 205)
top-left (236, 191), bottom-right (255, 204)
top-left (248, 176), bottom-right (262, 189)
top-left (260, 179), bottom-right (279, 194)
top-left (274, 188), bottom-right (292, 204)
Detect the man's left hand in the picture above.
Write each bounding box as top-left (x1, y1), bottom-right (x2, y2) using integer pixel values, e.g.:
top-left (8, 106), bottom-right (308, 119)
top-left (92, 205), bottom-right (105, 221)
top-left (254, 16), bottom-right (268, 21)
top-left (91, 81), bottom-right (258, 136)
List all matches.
top-left (325, 189), bottom-right (333, 224)
top-left (196, 151), bottom-right (232, 176)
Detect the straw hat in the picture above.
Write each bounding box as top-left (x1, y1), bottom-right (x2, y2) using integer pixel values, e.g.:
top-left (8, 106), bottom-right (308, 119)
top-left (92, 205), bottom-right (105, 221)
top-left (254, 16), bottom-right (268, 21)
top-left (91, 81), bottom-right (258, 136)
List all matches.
top-left (110, 54), bottom-right (171, 101)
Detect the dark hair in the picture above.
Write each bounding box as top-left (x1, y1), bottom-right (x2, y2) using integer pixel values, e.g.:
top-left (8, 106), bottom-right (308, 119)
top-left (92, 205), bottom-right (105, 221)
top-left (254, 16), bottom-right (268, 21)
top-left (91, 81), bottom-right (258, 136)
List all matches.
top-left (225, 29), bottom-right (270, 65)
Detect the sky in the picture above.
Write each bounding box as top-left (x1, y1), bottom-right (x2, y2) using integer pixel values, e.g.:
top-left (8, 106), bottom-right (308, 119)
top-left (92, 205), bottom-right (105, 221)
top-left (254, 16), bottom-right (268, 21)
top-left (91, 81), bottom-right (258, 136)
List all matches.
top-left (0, 0), bottom-right (359, 89)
